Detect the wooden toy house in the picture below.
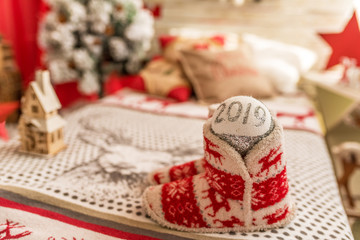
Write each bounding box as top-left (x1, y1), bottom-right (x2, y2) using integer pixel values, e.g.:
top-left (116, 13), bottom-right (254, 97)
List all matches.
top-left (18, 70), bottom-right (66, 155)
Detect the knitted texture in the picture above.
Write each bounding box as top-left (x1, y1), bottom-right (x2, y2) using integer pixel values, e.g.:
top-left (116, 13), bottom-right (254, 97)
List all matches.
top-left (143, 96), bottom-right (295, 233)
top-left (148, 158), bottom-right (205, 185)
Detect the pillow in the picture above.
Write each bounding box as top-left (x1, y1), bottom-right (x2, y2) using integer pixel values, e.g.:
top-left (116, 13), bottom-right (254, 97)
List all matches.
top-left (242, 33), bottom-right (317, 73)
top-left (242, 33), bottom-right (317, 94)
top-left (180, 46), bottom-right (276, 104)
top-left (139, 57), bottom-right (191, 102)
top-left (256, 58), bottom-right (299, 94)
top-left (159, 35), bottom-right (226, 63)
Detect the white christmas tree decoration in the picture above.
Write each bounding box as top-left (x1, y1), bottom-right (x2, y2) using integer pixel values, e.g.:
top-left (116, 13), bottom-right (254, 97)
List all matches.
top-left (39, 0), bottom-right (154, 96)
top-left (72, 49), bottom-right (95, 71)
top-left (79, 71), bottom-right (100, 95)
top-left (109, 37), bottom-right (129, 61)
top-left (48, 59), bottom-right (78, 83)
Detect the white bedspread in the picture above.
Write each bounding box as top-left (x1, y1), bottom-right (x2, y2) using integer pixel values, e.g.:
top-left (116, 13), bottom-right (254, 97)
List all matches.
top-left (0, 90), bottom-right (353, 240)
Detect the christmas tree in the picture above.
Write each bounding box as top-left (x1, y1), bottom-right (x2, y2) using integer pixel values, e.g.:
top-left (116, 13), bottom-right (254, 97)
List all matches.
top-left (39, 0), bottom-right (154, 96)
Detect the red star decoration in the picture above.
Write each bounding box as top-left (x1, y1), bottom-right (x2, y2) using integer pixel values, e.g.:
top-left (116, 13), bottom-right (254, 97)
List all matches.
top-left (0, 121), bottom-right (9, 141)
top-left (0, 101), bottom-right (19, 141)
top-left (320, 12), bottom-right (360, 69)
top-left (0, 101), bottom-right (19, 122)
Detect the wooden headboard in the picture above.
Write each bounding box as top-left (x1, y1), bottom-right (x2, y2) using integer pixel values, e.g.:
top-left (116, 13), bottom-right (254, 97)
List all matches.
top-left (145, 0), bottom-right (354, 69)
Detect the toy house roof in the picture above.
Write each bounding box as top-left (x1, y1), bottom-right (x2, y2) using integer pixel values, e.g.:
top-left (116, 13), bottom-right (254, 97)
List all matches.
top-left (31, 70), bottom-right (61, 113)
top-left (26, 114), bottom-right (66, 132)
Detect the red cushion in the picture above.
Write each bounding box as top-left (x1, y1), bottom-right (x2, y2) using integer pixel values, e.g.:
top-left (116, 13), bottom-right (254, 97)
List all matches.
top-left (210, 35), bottom-right (226, 46)
top-left (0, 101), bottom-right (20, 122)
top-left (54, 82), bottom-right (98, 108)
top-left (123, 75), bottom-right (146, 92)
top-left (167, 87), bottom-right (191, 102)
top-left (159, 35), bottom-right (178, 49)
top-left (106, 71), bottom-right (191, 102)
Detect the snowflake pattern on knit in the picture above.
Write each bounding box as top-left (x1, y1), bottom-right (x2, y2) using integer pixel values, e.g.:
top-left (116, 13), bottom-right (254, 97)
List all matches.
top-left (161, 177), bottom-right (208, 228)
top-left (204, 160), bottom-right (245, 200)
top-left (150, 159), bottom-right (205, 184)
top-left (252, 167), bottom-right (289, 211)
top-left (169, 160), bottom-right (198, 182)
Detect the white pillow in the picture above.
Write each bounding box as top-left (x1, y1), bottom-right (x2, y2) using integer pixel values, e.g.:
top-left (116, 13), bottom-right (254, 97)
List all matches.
top-left (242, 33), bottom-right (317, 73)
top-left (242, 33), bottom-right (317, 94)
top-left (256, 58), bottom-right (299, 94)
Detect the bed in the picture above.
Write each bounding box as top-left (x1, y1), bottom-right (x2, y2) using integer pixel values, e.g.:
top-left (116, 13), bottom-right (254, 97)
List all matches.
top-left (0, 89), bottom-right (354, 240)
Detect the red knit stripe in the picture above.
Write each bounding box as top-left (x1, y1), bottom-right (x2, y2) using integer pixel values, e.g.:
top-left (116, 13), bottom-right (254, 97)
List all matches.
top-left (169, 160), bottom-right (198, 182)
top-left (251, 167), bottom-right (289, 211)
top-left (0, 197), bottom-right (160, 240)
top-left (263, 206), bottom-right (290, 225)
top-left (153, 172), bottom-right (162, 184)
top-left (161, 176), bottom-right (208, 228)
top-left (204, 160), bottom-right (245, 200)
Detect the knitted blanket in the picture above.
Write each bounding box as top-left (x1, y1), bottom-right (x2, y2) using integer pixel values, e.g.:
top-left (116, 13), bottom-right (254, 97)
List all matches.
top-left (0, 91), bottom-right (353, 240)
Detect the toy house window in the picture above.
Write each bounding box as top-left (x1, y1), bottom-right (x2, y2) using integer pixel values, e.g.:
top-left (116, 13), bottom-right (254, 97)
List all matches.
top-left (51, 132), bottom-right (55, 143)
top-left (32, 93), bottom-right (36, 100)
top-left (31, 105), bottom-right (38, 113)
top-left (38, 132), bottom-right (45, 143)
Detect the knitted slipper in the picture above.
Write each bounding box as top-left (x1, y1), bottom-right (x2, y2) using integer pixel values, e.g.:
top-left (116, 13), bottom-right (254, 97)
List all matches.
top-left (143, 96), bottom-right (295, 233)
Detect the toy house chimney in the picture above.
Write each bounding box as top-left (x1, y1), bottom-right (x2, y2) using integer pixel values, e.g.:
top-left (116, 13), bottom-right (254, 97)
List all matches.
top-left (36, 70), bottom-right (45, 93)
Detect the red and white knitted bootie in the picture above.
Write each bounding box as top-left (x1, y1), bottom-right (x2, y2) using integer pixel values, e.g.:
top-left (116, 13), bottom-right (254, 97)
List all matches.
top-left (143, 96), bottom-right (295, 233)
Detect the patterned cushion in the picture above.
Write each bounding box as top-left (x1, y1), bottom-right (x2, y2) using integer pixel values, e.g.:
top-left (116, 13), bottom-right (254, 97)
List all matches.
top-left (159, 35), bottom-right (226, 63)
top-left (180, 46), bottom-right (276, 103)
top-left (139, 57), bottom-right (192, 102)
